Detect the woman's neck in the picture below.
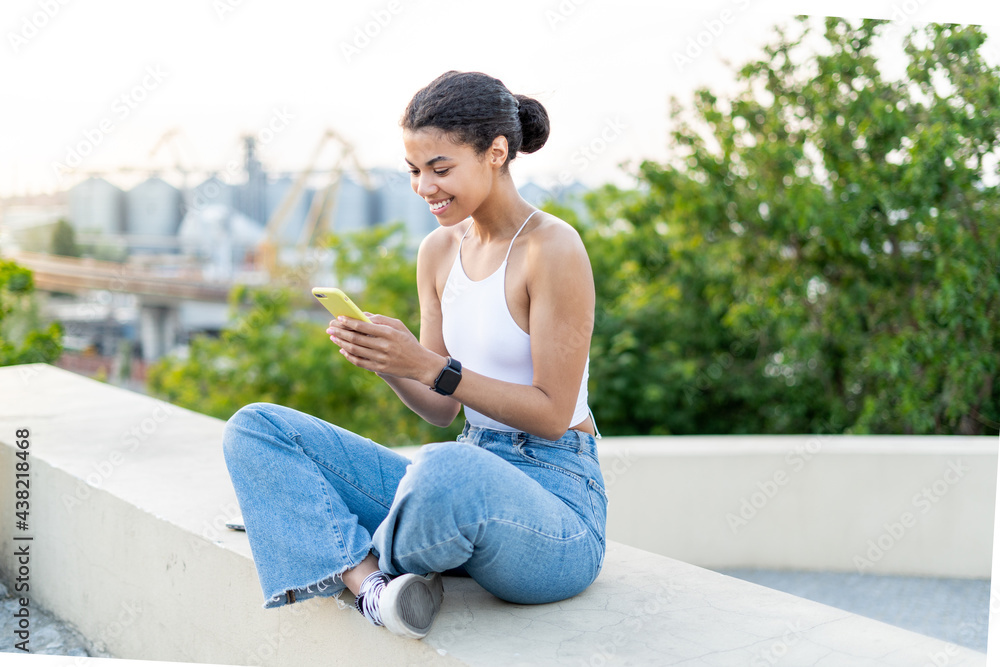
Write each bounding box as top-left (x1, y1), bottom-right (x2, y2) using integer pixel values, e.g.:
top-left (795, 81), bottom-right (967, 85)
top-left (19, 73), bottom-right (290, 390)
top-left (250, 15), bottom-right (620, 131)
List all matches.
top-left (467, 174), bottom-right (537, 245)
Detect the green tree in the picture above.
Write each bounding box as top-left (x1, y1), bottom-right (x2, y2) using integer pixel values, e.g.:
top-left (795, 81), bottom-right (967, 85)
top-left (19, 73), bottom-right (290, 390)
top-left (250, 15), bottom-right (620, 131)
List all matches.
top-left (0, 260), bottom-right (63, 365)
top-left (51, 218), bottom-right (80, 257)
top-left (147, 223), bottom-right (463, 446)
top-left (574, 18), bottom-right (999, 436)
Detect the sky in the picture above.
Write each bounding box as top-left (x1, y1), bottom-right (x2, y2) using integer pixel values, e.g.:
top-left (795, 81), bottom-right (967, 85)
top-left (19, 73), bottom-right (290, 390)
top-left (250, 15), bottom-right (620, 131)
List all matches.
top-left (1, 0), bottom-right (999, 199)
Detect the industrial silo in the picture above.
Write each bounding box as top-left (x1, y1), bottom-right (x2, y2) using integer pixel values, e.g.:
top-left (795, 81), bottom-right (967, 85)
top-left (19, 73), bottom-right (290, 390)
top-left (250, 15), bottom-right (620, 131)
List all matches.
top-left (518, 181), bottom-right (554, 208)
top-left (68, 177), bottom-right (125, 234)
top-left (177, 204), bottom-right (264, 276)
top-left (371, 168), bottom-right (436, 238)
top-left (329, 173), bottom-right (374, 235)
top-left (189, 175), bottom-right (235, 214)
top-left (125, 177), bottom-right (183, 236)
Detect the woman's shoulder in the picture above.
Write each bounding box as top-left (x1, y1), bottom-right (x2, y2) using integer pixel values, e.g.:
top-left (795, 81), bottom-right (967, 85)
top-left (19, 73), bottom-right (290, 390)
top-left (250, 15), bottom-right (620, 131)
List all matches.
top-left (522, 210), bottom-right (588, 260)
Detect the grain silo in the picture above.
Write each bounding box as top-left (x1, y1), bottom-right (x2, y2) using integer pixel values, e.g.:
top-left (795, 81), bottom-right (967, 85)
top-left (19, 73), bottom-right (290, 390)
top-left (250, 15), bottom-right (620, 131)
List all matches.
top-left (518, 181), bottom-right (553, 208)
top-left (189, 175), bottom-right (235, 213)
top-left (125, 177), bottom-right (183, 236)
top-left (178, 203), bottom-right (264, 275)
top-left (68, 177), bottom-right (125, 234)
top-left (371, 168), bottom-right (436, 238)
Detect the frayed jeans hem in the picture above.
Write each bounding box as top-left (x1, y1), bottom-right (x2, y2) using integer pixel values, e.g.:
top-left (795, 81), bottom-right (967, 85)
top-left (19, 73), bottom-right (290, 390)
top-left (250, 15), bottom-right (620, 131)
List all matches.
top-left (261, 567), bottom-right (355, 611)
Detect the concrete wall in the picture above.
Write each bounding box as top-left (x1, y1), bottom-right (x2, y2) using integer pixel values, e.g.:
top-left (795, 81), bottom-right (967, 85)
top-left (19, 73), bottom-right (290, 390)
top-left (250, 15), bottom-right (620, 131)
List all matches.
top-left (596, 435), bottom-right (997, 578)
top-left (0, 364), bottom-right (991, 666)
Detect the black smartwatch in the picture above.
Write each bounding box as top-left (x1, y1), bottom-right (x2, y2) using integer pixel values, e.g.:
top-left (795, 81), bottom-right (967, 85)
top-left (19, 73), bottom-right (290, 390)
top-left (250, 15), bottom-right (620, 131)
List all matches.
top-left (431, 357), bottom-right (462, 395)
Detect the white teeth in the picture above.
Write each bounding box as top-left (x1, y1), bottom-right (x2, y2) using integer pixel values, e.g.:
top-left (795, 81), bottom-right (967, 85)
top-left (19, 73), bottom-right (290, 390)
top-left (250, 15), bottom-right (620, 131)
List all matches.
top-left (430, 197), bottom-right (453, 211)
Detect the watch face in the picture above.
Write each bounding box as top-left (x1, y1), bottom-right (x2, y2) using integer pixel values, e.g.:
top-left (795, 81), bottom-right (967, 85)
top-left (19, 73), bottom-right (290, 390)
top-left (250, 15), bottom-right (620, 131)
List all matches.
top-left (437, 367), bottom-right (461, 395)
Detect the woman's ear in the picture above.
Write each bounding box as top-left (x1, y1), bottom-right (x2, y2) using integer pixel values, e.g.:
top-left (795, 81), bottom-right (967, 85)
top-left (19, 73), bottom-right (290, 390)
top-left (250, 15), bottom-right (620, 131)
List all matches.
top-left (488, 136), bottom-right (509, 167)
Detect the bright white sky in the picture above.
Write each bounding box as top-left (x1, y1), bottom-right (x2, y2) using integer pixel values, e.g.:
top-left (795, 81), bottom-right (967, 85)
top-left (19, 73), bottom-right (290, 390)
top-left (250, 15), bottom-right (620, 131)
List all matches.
top-left (1, 0), bottom-right (998, 198)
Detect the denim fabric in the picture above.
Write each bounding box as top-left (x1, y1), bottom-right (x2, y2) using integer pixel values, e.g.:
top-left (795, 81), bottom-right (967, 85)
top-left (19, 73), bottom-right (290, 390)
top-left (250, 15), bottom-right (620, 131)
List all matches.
top-left (222, 403), bottom-right (607, 609)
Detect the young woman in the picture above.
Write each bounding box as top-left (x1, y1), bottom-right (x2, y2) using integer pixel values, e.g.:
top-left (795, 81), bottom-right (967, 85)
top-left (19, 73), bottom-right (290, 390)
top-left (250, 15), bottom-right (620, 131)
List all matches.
top-left (223, 70), bottom-right (607, 640)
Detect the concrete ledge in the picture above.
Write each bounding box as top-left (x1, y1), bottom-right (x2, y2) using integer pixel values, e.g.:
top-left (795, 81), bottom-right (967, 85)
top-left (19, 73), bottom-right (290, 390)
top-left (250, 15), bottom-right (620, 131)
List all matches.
top-left (0, 364), bottom-right (988, 665)
top-left (597, 435), bottom-right (997, 578)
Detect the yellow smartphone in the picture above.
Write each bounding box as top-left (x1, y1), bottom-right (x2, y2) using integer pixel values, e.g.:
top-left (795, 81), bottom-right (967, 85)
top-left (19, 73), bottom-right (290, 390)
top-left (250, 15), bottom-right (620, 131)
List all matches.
top-left (312, 287), bottom-right (371, 323)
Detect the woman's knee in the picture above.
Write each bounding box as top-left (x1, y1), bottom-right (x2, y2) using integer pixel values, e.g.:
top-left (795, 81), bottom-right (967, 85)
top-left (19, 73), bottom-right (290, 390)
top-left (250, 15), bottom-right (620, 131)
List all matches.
top-left (394, 441), bottom-right (490, 507)
top-left (222, 402), bottom-right (280, 462)
top-left (408, 441), bottom-right (483, 485)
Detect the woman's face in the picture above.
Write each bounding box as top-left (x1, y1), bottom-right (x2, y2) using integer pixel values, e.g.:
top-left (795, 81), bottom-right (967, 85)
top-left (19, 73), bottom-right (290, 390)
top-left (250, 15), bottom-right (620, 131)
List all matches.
top-left (403, 127), bottom-right (498, 226)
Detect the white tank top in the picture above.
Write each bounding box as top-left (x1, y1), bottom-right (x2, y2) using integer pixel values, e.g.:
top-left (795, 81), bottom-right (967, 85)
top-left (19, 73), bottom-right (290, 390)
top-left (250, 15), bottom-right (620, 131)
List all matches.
top-left (440, 210), bottom-right (591, 432)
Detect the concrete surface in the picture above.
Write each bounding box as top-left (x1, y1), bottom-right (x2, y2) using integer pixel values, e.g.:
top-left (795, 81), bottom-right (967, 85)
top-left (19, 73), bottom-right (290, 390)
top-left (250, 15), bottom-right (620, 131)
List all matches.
top-left (0, 580), bottom-right (98, 658)
top-left (718, 569), bottom-right (990, 653)
top-left (596, 435), bottom-right (997, 578)
top-left (4, 567), bottom-right (990, 663)
top-left (0, 363), bottom-right (990, 665)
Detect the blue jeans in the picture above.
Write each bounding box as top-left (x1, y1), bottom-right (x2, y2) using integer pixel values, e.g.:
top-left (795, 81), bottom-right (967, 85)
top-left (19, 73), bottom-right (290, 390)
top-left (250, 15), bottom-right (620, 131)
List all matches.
top-left (222, 403), bottom-right (608, 609)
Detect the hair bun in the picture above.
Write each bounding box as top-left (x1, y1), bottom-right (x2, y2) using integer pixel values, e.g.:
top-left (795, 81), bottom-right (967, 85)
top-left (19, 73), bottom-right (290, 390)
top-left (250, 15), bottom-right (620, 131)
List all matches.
top-left (514, 94), bottom-right (550, 154)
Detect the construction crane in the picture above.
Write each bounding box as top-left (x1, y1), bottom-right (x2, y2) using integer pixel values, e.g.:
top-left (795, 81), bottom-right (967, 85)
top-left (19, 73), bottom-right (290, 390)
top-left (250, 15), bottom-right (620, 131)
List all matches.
top-left (147, 127), bottom-right (195, 192)
top-left (256, 128), bottom-right (371, 278)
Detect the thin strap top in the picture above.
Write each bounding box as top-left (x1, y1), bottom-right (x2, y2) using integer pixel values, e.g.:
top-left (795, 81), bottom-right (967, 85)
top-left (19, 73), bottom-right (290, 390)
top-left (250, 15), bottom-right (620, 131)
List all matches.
top-left (440, 209), bottom-right (591, 432)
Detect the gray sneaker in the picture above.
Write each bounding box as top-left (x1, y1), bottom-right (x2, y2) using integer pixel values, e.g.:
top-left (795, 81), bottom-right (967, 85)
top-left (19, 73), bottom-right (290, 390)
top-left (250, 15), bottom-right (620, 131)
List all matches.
top-left (379, 572), bottom-right (444, 639)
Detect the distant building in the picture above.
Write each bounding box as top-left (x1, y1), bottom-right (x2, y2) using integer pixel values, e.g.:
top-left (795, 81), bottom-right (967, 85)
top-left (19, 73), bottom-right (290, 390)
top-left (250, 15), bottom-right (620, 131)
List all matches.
top-left (264, 175), bottom-right (314, 244)
top-left (125, 176), bottom-right (183, 238)
top-left (371, 168), bottom-right (436, 239)
top-left (516, 179), bottom-right (592, 224)
top-left (188, 175), bottom-right (236, 212)
top-left (234, 136), bottom-right (267, 226)
top-left (330, 173), bottom-right (376, 235)
top-left (550, 180), bottom-right (592, 224)
top-left (518, 181), bottom-right (554, 208)
top-left (68, 177), bottom-right (124, 235)
top-left (177, 204), bottom-right (264, 279)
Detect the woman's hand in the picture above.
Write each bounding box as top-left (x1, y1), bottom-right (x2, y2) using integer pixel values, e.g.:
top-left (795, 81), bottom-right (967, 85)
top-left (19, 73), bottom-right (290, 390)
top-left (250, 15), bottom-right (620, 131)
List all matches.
top-left (326, 314), bottom-right (440, 384)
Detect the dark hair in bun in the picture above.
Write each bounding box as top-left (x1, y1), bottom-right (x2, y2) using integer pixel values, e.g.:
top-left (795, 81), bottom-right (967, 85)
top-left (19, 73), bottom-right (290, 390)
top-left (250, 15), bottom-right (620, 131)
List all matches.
top-left (402, 71), bottom-right (550, 172)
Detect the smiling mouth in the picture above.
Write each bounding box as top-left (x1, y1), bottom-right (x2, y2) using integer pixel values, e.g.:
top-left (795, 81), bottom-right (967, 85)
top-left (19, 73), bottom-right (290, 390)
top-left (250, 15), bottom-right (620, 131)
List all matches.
top-left (429, 197), bottom-right (454, 212)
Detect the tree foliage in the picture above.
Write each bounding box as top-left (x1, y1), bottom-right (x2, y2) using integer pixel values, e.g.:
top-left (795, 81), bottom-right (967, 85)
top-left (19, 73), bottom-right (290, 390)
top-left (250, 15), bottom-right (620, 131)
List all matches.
top-left (148, 19), bottom-right (998, 439)
top-left (0, 260), bottom-right (63, 366)
top-left (51, 218), bottom-right (80, 257)
top-left (147, 223), bottom-right (463, 446)
top-left (571, 18), bottom-right (999, 436)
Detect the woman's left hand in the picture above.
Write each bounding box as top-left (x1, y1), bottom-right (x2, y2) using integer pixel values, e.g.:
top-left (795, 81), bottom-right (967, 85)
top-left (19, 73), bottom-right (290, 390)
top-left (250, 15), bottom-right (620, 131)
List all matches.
top-left (326, 314), bottom-right (437, 382)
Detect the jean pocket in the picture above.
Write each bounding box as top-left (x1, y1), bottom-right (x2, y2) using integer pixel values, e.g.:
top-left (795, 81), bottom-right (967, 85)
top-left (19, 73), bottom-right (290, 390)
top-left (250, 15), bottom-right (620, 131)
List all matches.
top-left (515, 442), bottom-right (586, 482)
top-left (586, 478), bottom-right (608, 546)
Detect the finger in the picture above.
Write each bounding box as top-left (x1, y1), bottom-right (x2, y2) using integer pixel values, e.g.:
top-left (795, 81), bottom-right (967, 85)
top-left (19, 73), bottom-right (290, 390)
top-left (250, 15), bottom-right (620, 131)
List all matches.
top-left (340, 343), bottom-right (383, 373)
top-left (335, 329), bottom-right (389, 361)
top-left (327, 319), bottom-right (369, 342)
top-left (368, 314), bottom-right (403, 330)
top-left (337, 315), bottom-right (381, 334)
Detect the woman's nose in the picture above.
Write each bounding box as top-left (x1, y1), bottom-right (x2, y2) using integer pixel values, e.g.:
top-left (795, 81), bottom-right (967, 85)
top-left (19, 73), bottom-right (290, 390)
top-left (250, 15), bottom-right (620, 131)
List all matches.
top-left (414, 173), bottom-right (437, 197)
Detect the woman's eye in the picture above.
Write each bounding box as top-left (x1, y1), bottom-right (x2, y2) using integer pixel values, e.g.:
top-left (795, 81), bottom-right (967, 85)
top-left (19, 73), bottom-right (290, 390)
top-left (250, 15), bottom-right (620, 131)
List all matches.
top-left (408, 169), bottom-right (419, 175)
top-left (434, 169), bottom-right (450, 176)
